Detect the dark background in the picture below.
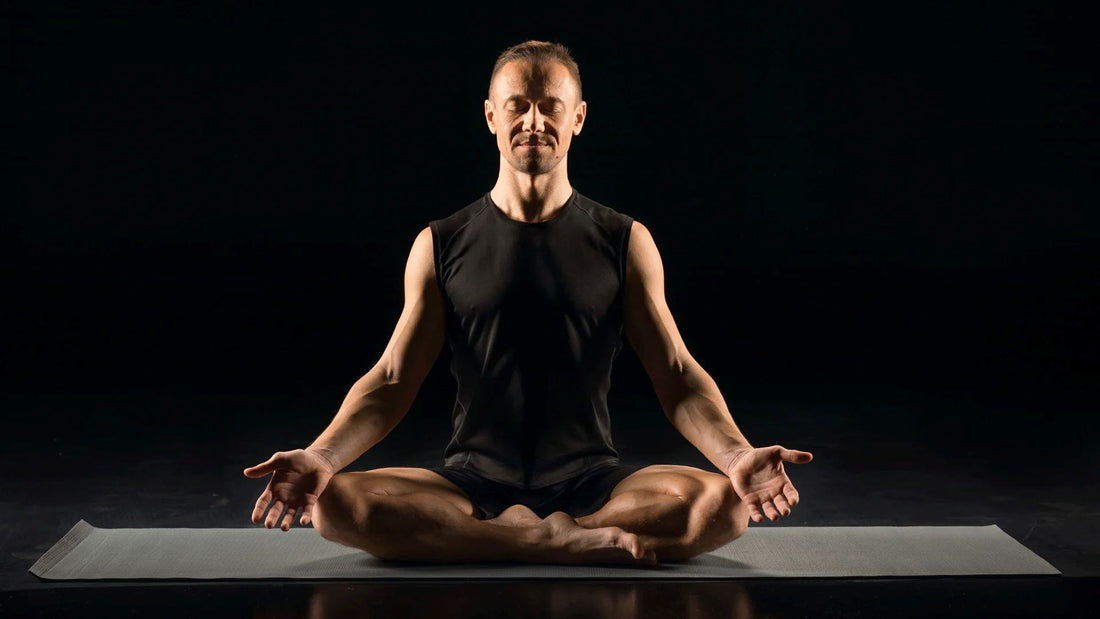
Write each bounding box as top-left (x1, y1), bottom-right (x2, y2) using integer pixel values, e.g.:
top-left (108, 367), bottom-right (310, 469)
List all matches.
top-left (5, 3), bottom-right (1098, 471)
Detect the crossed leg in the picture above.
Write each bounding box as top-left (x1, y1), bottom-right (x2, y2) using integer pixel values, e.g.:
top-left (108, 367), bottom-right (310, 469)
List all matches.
top-left (311, 467), bottom-right (653, 565)
top-left (311, 464), bottom-right (747, 565)
top-left (576, 464), bottom-right (749, 562)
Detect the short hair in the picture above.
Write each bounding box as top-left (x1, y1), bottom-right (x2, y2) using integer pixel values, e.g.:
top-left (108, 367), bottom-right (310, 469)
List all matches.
top-left (488, 40), bottom-right (583, 101)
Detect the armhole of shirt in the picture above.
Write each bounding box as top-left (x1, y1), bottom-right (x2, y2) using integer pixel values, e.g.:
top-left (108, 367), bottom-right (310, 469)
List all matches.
top-left (429, 221), bottom-right (445, 293)
top-left (619, 216), bottom-right (634, 286)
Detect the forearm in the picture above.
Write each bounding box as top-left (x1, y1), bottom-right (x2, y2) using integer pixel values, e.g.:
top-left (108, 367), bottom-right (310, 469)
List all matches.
top-left (657, 364), bottom-right (753, 475)
top-left (307, 364), bottom-right (417, 471)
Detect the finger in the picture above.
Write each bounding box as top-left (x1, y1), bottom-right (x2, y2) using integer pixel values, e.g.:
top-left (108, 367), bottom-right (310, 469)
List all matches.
top-left (265, 500), bottom-right (286, 529)
top-left (773, 493), bottom-right (792, 517)
top-left (783, 483), bottom-right (801, 507)
top-left (780, 448), bottom-right (814, 464)
top-left (747, 503), bottom-right (765, 523)
top-left (760, 501), bottom-right (781, 521)
top-left (279, 506), bottom-right (298, 532)
top-left (243, 460), bottom-right (274, 478)
top-left (251, 490), bottom-right (273, 524)
top-left (243, 453), bottom-right (283, 478)
top-left (301, 503), bottom-right (315, 527)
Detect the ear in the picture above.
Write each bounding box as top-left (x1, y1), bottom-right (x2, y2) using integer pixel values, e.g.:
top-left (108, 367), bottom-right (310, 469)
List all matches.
top-left (572, 100), bottom-right (587, 135)
top-left (484, 99), bottom-right (497, 134)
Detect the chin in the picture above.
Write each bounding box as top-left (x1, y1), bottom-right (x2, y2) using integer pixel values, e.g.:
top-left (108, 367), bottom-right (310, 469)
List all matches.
top-left (509, 156), bottom-right (549, 175)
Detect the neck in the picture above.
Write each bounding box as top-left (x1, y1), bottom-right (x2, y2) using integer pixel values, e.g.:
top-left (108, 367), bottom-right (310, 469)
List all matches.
top-left (489, 156), bottom-right (573, 223)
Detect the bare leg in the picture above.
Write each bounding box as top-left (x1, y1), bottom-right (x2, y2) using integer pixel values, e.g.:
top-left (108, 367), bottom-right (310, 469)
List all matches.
top-left (311, 468), bottom-right (655, 565)
top-left (575, 464), bottom-right (749, 562)
top-left (485, 503), bottom-right (542, 526)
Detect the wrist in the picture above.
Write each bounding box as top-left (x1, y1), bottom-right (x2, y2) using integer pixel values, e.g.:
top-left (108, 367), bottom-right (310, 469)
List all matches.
top-left (719, 444), bottom-right (754, 476)
top-left (305, 446), bottom-right (341, 473)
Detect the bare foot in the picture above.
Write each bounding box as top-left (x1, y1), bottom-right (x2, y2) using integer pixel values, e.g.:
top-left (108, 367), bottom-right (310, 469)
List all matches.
top-left (527, 511), bottom-right (657, 566)
top-left (486, 504), bottom-right (542, 527)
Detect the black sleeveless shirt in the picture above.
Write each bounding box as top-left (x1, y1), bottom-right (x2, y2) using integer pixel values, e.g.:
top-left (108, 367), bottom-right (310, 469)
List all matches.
top-left (429, 190), bottom-right (634, 489)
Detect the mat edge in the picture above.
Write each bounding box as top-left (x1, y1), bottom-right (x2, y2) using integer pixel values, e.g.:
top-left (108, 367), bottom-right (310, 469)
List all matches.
top-left (25, 522), bottom-right (1062, 579)
top-left (28, 519), bottom-right (95, 579)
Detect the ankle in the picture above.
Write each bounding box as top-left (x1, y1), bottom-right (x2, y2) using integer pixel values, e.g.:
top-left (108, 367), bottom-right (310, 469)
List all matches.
top-left (509, 519), bottom-right (555, 560)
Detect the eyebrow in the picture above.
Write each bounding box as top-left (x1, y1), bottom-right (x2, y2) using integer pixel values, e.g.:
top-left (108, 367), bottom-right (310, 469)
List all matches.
top-left (504, 95), bottom-right (566, 105)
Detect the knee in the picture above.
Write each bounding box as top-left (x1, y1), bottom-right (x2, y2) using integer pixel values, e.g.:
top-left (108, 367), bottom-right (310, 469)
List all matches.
top-left (656, 478), bottom-right (746, 562)
top-left (313, 474), bottom-right (360, 543)
top-left (698, 478), bottom-right (749, 544)
top-left (659, 473), bottom-right (747, 543)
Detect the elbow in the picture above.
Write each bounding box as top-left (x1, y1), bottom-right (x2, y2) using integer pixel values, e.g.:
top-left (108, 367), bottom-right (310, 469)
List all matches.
top-left (373, 350), bottom-right (419, 386)
top-left (653, 357), bottom-right (714, 411)
top-left (653, 350), bottom-right (694, 390)
top-left (357, 361), bottom-right (410, 403)
top-left (376, 360), bottom-right (402, 387)
top-left (651, 364), bottom-right (692, 411)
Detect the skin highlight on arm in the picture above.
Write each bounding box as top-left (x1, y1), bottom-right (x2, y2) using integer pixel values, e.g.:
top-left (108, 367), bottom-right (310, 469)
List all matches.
top-left (308, 226), bottom-right (446, 472)
top-left (622, 220), bottom-right (754, 475)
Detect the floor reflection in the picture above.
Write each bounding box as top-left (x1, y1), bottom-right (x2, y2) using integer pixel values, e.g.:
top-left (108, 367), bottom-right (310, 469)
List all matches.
top-left (4, 576), bottom-right (1088, 618)
top-left (286, 580), bottom-right (758, 619)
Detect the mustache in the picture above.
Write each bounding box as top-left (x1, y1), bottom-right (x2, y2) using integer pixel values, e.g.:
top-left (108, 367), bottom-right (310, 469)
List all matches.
top-left (513, 133), bottom-right (554, 146)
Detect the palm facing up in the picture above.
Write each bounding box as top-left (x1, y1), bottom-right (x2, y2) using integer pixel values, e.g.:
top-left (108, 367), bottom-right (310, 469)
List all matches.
top-left (727, 445), bottom-right (814, 523)
top-left (243, 448), bottom-right (336, 531)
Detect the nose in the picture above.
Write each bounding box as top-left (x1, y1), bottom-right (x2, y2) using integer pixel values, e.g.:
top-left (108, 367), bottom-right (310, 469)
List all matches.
top-left (522, 105), bottom-right (546, 133)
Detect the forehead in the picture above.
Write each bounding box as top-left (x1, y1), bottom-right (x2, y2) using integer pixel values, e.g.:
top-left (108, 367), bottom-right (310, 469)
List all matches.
top-left (491, 60), bottom-right (578, 101)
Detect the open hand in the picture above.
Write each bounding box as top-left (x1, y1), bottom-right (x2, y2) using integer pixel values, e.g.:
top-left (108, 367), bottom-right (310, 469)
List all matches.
top-left (725, 445), bottom-right (813, 523)
top-left (243, 448), bottom-right (337, 531)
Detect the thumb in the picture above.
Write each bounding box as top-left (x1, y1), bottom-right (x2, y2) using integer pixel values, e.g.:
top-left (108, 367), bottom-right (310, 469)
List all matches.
top-left (779, 447), bottom-right (814, 464)
top-left (243, 453), bottom-right (281, 478)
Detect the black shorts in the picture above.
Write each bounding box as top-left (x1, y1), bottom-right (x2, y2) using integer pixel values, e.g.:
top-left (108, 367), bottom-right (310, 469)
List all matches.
top-left (429, 460), bottom-right (643, 520)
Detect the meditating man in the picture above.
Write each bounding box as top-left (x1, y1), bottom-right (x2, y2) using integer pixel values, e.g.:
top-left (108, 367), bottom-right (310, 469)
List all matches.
top-left (244, 40), bottom-right (813, 566)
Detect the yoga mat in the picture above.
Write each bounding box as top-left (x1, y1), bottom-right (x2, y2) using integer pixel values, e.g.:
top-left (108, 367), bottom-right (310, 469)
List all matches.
top-left (30, 520), bottom-right (1060, 581)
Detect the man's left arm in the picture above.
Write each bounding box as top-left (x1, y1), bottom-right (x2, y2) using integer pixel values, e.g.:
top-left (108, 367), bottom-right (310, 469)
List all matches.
top-left (622, 220), bottom-right (813, 522)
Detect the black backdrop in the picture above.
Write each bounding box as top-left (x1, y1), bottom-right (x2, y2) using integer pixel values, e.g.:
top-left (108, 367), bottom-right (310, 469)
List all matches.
top-left (6, 3), bottom-right (1098, 463)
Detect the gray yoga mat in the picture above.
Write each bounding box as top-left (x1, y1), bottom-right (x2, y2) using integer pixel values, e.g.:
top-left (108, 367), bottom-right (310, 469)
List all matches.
top-left (30, 520), bottom-right (1060, 580)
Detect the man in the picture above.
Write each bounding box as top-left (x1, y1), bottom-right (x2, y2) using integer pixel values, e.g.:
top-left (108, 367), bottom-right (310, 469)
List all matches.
top-left (244, 40), bottom-right (813, 566)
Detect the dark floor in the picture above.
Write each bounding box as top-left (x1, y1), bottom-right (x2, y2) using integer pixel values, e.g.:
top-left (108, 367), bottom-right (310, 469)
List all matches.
top-left (2, 381), bottom-right (1098, 618)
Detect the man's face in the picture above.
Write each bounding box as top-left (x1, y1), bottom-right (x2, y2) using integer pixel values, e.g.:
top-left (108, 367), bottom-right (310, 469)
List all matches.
top-left (485, 60), bottom-right (586, 176)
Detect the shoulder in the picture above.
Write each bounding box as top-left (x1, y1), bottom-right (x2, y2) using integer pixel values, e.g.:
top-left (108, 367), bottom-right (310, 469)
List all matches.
top-left (629, 218), bottom-right (660, 255)
top-left (572, 191), bottom-right (634, 228)
top-left (571, 192), bottom-right (636, 261)
top-left (625, 219), bottom-right (665, 280)
top-left (429, 194), bottom-right (492, 238)
top-left (430, 196), bottom-right (489, 227)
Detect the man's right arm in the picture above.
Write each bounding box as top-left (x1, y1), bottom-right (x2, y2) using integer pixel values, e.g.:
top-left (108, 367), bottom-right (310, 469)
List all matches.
top-left (306, 226), bottom-right (445, 472)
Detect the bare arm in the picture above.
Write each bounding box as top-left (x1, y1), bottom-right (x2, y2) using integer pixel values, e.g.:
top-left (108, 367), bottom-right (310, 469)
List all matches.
top-left (307, 226), bottom-right (446, 471)
top-left (622, 220), bottom-right (752, 474)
